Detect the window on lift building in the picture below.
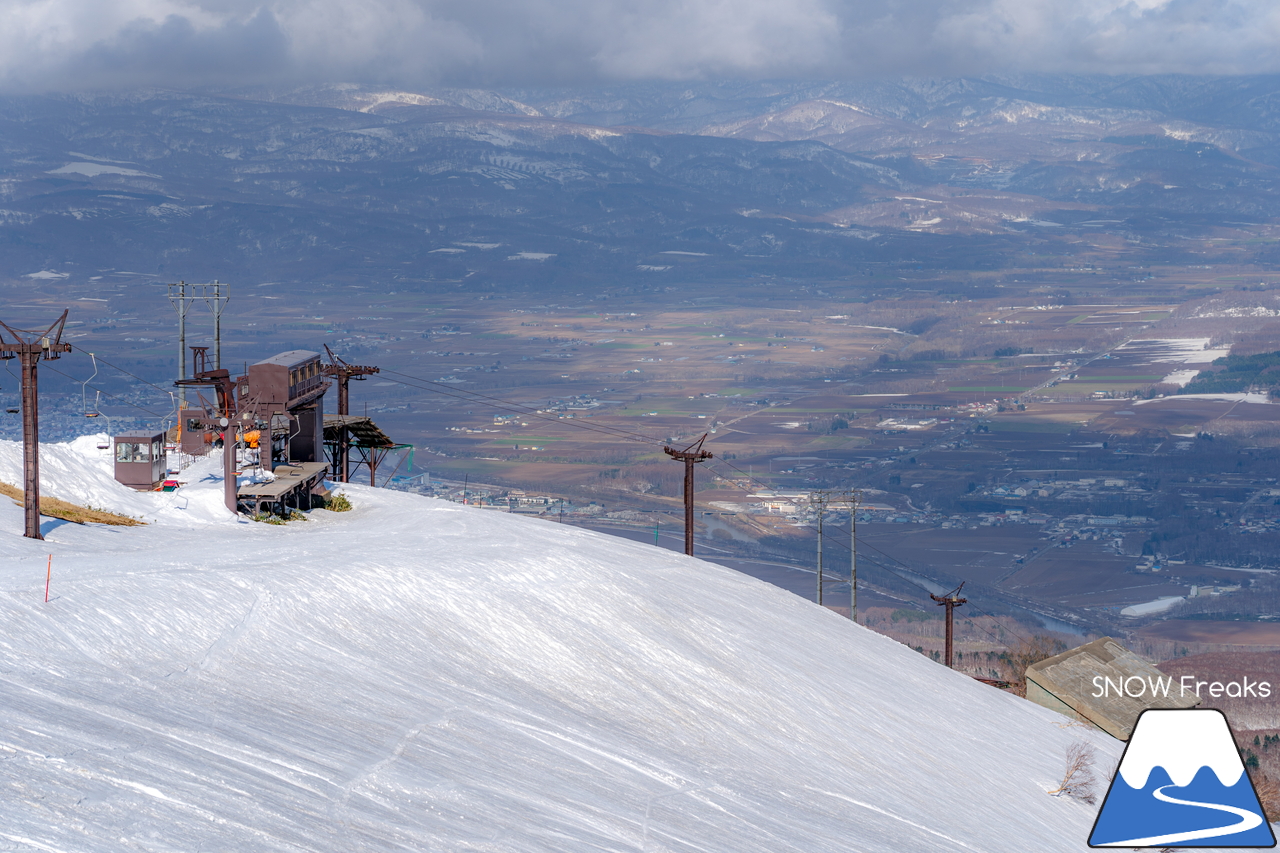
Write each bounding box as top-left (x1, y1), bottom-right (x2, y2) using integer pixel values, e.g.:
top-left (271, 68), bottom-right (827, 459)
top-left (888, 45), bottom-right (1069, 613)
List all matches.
top-left (115, 440), bottom-right (156, 463)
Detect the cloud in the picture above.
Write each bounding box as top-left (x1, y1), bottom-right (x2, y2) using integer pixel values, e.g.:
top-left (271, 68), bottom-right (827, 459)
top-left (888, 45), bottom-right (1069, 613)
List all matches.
top-left (2, 0), bottom-right (1280, 92)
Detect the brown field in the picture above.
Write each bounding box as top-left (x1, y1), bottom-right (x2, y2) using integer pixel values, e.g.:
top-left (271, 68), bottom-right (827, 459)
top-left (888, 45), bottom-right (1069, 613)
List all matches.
top-left (1139, 620), bottom-right (1280, 647)
top-left (859, 524), bottom-right (1046, 587)
top-left (1003, 540), bottom-right (1178, 606)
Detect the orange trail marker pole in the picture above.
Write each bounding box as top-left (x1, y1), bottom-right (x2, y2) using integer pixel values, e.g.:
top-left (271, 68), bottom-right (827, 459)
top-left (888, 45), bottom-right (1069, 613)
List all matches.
top-left (44, 554), bottom-right (51, 602)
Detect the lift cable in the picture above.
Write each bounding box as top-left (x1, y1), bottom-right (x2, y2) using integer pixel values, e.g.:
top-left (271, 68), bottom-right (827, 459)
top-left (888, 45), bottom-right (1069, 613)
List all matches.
top-left (43, 363), bottom-right (169, 419)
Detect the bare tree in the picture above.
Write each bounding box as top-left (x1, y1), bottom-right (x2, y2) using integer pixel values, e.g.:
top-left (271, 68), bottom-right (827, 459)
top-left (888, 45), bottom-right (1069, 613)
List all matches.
top-left (1047, 742), bottom-right (1097, 804)
top-left (1001, 634), bottom-right (1067, 697)
top-left (1253, 769), bottom-right (1280, 824)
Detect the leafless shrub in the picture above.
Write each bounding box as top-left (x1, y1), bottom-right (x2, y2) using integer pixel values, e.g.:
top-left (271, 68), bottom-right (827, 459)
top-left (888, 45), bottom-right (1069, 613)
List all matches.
top-left (1048, 742), bottom-right (1097, 805)
top-left (1000, 634), bottom-right (1068, 697)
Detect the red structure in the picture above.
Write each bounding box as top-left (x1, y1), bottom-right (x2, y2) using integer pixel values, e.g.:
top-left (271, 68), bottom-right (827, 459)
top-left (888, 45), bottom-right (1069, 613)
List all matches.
top-left (0, 311), bottom-right (71, 539)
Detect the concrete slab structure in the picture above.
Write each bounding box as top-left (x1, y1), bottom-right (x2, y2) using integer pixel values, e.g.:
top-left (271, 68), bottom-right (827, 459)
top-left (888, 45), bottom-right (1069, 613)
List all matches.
top-left (1025, 636), bottom-right (1199, 740)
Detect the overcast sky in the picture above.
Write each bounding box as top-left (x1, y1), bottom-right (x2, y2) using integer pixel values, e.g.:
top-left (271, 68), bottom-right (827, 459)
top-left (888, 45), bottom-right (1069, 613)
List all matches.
top-left (3, 0), bottom-right (1279, 92)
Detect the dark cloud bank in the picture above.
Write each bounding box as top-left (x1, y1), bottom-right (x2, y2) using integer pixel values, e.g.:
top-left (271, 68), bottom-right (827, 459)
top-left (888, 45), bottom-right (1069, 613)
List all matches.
top-left (2, 0), bottom-right (1279, 92)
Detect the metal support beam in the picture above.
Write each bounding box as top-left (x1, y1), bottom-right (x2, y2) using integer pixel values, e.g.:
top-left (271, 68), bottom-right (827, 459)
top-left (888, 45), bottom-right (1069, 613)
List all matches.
top-left (0, 311), bottom-right (72, 539)
top-left (663, 434), bottom-right (712, 556)
top-left (221, 417), bottom-right (236, 514)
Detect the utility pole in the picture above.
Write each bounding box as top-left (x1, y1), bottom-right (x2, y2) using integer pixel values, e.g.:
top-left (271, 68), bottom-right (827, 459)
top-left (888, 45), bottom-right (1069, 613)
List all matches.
top-left (204, 280), bottom-right (230, 369)
top-left (811, 491), bottom-right (829, 605)
top-left (168, 281), bottom-right (195, 406)
top-left (846, 491), bottom-right (860, 623)
top-left (931, 582), bottom-right (967, 669)
top-left (322, 344), bottom-right (379, 483)
top-left (0, 311), bottom-right (71, 539)
top-left (663, 433), bottom-right (712, 556)
top-left (170, 280), bottom-right (231, 402)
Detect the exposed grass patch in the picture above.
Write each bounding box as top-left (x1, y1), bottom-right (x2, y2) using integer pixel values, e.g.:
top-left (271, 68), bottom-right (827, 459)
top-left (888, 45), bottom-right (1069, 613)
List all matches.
top-left (0, 481), bottom-right (144, 526)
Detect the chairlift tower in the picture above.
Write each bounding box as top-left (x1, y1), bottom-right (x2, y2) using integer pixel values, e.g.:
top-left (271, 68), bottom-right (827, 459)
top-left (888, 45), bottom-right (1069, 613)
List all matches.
top-left (322, 344), bottom-right (379, 483)
top-left (931, 582), bottom-right (967, 668)
top-left (663, 433), bottom-right (712, 556)
top-left (0, 311), bottom-right (72, 539)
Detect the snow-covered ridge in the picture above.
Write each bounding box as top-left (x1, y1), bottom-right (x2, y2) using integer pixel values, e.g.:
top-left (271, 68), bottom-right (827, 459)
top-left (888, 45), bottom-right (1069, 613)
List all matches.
top-left (0, 438), bottom-right (1120, 851)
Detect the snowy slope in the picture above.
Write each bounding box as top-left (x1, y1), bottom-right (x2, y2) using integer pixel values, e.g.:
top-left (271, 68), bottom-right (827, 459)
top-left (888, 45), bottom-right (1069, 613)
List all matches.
top-left (0, 439), bottom-right (1130, 852)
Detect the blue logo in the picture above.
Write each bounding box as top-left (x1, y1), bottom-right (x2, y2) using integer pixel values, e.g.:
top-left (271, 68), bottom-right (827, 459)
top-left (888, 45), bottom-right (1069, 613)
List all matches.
top-left (1090, 709), bottom-right (1276, 848)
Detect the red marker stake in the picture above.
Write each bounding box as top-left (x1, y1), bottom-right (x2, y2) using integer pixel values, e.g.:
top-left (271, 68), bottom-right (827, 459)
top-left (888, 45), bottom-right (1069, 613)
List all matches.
top-left (44, 554), bottom-right (50, 603)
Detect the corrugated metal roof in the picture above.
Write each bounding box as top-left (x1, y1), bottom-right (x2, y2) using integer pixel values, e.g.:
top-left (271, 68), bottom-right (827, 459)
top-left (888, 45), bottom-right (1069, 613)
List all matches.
top-left (323, 415), bottom-right (401, 448)
top-left (254, 350), bottom-right (320, 368)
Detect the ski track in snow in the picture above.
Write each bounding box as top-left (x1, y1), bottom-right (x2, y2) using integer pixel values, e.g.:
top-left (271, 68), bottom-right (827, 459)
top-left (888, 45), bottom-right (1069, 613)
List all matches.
top-left (0, 437), bottom-right (1143, 852)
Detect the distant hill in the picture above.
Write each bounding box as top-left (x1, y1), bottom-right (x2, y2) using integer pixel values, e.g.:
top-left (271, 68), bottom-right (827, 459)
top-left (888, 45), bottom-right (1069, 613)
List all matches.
top-left (5, 76), bottom-right (1280, 288)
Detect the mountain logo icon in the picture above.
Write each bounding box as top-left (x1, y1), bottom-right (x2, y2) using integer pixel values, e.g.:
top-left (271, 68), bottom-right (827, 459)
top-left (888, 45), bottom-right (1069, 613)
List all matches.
top-left (1089, 709), bottom-right (1276, 848)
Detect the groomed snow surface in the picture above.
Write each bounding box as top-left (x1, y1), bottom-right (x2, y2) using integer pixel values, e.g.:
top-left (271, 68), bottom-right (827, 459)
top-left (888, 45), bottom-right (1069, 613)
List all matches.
top-left (0, 437), bottom-right (1136, 852)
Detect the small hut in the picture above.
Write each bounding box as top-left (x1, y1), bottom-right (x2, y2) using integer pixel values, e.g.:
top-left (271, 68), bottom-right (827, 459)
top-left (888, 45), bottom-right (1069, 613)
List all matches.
top-left (113, 431), bottom-right (167, 490)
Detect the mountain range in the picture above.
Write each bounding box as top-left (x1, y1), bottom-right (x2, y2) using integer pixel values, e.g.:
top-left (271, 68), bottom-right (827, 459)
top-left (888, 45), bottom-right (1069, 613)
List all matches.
top-left (4, 75), bottom-right (1280, 289)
